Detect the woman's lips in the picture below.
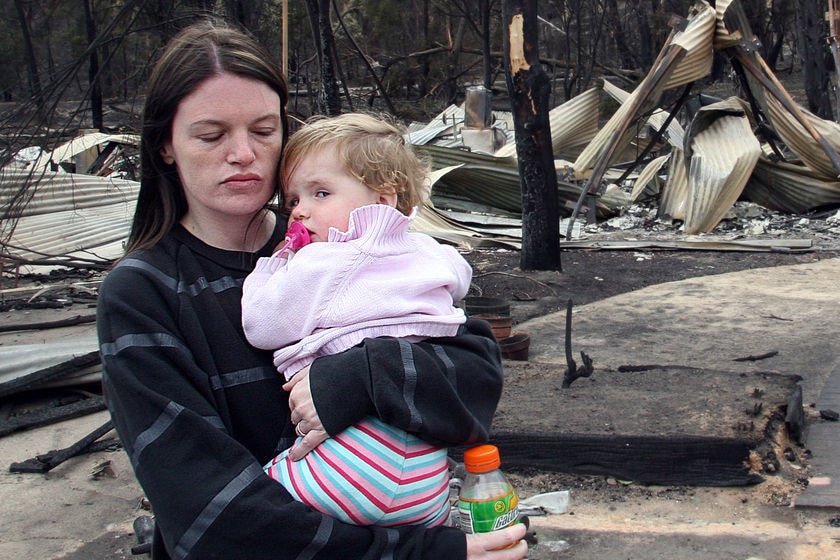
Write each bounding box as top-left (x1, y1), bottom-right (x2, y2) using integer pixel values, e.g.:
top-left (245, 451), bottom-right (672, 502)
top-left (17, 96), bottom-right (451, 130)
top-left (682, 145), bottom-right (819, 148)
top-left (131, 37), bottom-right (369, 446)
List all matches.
top-left (223, 173), bottom-right (262, 188)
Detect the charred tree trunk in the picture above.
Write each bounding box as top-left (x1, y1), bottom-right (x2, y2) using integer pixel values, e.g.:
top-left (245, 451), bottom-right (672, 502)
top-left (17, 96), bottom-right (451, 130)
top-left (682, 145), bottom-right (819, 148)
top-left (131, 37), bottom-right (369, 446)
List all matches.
top-left (83, 0), bottom-right (103, 131)
top-left (480, 0), bottom-right (492, 88)
top-left (317, 0), bottom-right (341, 115)
top-left (14, 0), bottom-right (43, 111)
top-left (445, 15), bottom-right (467, 105)
top-left (304, 0), bottom-right (342, 115)
top-left (605, 0), bottom-right (636, 69)
top-left (797, 0), bottom-right (833, 119)
top-left (225, 0), bottom-right (264, 31)
top-left (502, 0), bottom-right (561, 271)
top-left (421, 0), bottom-right (431, 96)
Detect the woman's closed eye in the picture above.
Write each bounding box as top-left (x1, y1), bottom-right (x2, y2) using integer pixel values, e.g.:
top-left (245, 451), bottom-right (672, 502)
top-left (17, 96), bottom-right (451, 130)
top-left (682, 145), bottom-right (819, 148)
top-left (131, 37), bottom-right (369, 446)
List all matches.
top-left (198, 132), bottom-right (223, 143)
top-left (252, 127), bottom-right (278, 137)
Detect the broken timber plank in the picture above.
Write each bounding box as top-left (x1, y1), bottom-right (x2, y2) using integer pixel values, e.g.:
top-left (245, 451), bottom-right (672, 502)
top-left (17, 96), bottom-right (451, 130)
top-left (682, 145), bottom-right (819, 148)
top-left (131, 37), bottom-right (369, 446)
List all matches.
top-left (9, 420), bottom-right (114, 473)
top-left (476, 366), bottom-right (802, 486)
top-left (487, 434), bottom-right (761, 487)
top-left (0, 313), bottom-right (96, 333)
top-left (0, 394), bottom-right (106, 437)
top-left (557, 238), bottom-right (813, 251)
top-left (0, 350), bottom-right (101, 399)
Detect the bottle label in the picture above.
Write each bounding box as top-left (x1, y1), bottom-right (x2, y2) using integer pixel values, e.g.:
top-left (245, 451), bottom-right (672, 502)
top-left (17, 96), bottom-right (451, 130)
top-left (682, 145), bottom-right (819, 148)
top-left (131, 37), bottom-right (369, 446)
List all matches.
top-left (458, 487), bottom-right (519, 534)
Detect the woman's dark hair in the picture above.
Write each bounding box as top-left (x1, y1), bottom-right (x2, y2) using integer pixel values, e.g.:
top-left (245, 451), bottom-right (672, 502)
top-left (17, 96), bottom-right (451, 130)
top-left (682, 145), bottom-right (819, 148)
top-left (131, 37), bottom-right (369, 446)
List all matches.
top-left (125, 20), bottom-right (289, 254)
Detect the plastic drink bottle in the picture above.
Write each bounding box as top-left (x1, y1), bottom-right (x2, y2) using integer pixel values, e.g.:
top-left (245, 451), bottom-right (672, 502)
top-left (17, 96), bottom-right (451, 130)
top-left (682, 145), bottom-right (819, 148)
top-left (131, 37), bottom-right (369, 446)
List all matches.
top-left (457, 444), bottom-right (520, 536)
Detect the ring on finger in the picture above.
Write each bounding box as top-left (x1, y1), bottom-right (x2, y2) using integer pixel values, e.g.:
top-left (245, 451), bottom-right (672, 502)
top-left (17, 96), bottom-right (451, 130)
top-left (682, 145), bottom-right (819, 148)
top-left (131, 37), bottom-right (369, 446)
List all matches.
top-left (295, 423), bottom-right (306, 437)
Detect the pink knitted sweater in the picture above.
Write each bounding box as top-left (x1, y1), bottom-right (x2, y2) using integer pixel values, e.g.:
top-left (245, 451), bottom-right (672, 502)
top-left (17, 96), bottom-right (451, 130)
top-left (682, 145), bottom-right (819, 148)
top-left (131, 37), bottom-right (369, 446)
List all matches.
top-left (241, 204), bottom-right (472, 379)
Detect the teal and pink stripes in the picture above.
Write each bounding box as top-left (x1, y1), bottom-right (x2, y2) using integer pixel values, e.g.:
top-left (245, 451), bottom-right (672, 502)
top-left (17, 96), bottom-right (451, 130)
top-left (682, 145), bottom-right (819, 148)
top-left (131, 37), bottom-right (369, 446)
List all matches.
top-left (265, 416), bottom-right (451, 527)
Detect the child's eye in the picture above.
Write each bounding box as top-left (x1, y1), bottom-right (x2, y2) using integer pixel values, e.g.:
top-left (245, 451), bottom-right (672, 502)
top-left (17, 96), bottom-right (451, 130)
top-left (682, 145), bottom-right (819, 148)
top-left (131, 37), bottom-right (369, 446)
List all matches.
top-left (315, 191), bottom-right (329, 199)
top-left (285, 197), bottom-right (299, 209)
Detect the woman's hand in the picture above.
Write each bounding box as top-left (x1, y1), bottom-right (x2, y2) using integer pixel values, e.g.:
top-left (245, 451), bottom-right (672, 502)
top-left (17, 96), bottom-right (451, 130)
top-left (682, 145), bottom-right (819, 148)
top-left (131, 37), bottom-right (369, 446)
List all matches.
top-left (466, 524), bottom-right (528, 559)
top-left (283, 365), bottom-right (328, 460)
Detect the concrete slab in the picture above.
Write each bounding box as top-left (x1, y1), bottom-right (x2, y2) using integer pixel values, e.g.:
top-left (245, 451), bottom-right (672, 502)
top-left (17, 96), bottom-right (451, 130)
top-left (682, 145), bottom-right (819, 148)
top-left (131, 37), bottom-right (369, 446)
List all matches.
top-left (1, 257), bottom-right (839, 558)
top-left (0, 410), bottom-right (142, 559)
top-left (794, 363), bottom-right (840, 508)
top-left (522, 257), bottom-right (840, 406)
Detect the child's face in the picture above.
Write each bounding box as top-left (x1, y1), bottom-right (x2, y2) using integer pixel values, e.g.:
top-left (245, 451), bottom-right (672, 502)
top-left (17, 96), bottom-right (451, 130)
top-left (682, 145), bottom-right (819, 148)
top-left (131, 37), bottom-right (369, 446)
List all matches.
top-left (283, 145), bottom-right (395, 242)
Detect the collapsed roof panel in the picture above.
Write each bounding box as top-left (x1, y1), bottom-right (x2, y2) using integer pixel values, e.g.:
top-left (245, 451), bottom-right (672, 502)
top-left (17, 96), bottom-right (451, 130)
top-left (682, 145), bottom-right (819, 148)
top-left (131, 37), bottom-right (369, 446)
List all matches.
top-left (763, 94), bottom-right (840, 181)
top-left (571, 3), bottom-right (716, 181)
top-left (1, 168), bottom-right (138, 268)
top-left (494, 86), bottom-right (601, 160)
top-left (683, 99), bottom-right (762, 233)
top-left (1, 133), bottom-right (139, 271)
top-left (745, 158), bottom-right (840, 214)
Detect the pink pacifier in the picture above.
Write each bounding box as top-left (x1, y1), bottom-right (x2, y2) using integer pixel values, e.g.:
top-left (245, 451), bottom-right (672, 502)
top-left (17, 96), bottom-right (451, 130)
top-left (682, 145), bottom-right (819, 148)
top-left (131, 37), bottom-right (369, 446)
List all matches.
top-left (279, 221), bottom-right (311, 253)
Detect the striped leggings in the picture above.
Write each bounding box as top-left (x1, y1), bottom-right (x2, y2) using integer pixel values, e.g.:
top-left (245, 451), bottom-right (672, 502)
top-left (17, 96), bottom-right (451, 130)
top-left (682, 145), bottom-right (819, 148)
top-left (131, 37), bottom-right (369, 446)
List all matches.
top-left (265, 416), bottom-right (451, 527)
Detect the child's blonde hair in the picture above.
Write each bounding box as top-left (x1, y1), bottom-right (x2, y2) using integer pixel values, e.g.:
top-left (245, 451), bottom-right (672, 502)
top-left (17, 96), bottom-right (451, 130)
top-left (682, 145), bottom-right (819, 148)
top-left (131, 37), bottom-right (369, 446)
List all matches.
top-left (280, 113), bottom-right (430, 215)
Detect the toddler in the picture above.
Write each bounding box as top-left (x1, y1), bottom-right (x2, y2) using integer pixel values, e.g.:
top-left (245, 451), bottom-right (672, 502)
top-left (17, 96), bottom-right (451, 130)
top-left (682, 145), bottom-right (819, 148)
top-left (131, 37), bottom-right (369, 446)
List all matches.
top-left (242, 113), bottom-right (474, 527)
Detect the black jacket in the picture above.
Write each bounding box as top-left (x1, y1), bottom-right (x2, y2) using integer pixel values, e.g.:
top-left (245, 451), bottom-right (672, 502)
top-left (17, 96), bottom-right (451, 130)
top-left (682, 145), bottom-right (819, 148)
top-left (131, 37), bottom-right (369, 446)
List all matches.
top-left (97, 220), bottom-right (504, 559)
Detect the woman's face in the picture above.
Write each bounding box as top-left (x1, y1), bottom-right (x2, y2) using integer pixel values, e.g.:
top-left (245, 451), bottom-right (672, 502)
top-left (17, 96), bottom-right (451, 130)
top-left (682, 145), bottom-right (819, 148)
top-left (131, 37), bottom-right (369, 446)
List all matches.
top-left (161, 72), bottom-right (284, 226)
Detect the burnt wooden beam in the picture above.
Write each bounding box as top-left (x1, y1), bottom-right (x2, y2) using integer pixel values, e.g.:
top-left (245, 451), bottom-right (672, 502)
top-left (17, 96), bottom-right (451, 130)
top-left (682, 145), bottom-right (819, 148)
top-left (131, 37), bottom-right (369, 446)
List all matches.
top-left (9, 419), bottom-right (114, 473)
top-left (0, 394), bottom-right (106, 437)
top-left (0, 313), bottom-right (96, 333)
top-left (489, 433), bottom-right (763, 487)
top-left (0, 350), bottom-right (100, 399)
top-left (483, 366), bottom-right (802, 487)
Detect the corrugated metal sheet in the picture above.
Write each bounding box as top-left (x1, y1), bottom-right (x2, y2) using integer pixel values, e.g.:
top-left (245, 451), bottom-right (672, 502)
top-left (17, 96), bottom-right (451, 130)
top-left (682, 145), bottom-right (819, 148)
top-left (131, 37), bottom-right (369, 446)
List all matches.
top-left (631, 153), bottom-right (669, 201)
top-left (572, 3), bottom-right (715, 179)
top-left (744, 158), bottom-right (840, 214)
top-left (572, 87), bottom-right (641, 179)
top-left (418, 144), bottom-right (628, 218)
top-left (764, 94), bottom-right (840, 181)
top-left (660, 147), bottom-right (689, 221)
top-left (665, 2), bottom-right (717, 89)
top-left (411, 203), bottom-right (522, 250)
top-left (31, 132), bottom-right (139, 171)
top-left (712, 0), bottom-right (739, 49)
top-left (494, 86), bottom-right (601, 159)
top-left (406, 105), bottom-right (462, 146)
top-left (1, 168), bottom-right (138, 267)
top-left (683, 98), bottom-right (761, 233)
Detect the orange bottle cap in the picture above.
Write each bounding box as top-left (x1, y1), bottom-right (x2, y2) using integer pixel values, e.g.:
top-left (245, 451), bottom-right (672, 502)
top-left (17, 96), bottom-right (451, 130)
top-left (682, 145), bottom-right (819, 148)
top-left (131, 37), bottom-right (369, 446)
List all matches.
top-left (463, 444), bottom-right (501, 473)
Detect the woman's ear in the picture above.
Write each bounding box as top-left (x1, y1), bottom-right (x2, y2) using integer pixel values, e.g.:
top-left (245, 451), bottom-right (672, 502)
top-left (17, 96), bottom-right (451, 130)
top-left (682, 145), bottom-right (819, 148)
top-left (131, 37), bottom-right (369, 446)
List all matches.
top-left (378, 184), bottom-right (398, 207)
top-left (160, 143), bottom-right (175, 165)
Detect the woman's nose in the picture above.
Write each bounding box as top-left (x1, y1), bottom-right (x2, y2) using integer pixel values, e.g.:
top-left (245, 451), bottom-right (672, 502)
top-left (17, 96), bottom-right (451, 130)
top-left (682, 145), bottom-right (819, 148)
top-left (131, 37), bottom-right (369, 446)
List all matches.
top-left (227, 131), bottom-right (256, 165)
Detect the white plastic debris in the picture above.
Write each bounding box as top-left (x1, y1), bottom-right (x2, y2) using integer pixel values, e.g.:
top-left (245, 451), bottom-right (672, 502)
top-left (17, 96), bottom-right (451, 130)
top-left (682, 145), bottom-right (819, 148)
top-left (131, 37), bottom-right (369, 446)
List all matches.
top-left (519, 490), bottom-right (570, 515)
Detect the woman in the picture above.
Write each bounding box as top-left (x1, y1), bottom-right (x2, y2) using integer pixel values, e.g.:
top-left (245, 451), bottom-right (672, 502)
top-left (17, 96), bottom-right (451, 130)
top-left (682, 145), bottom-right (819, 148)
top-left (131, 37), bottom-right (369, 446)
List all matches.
top-left (96, 20), bottom-right (527, 559)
